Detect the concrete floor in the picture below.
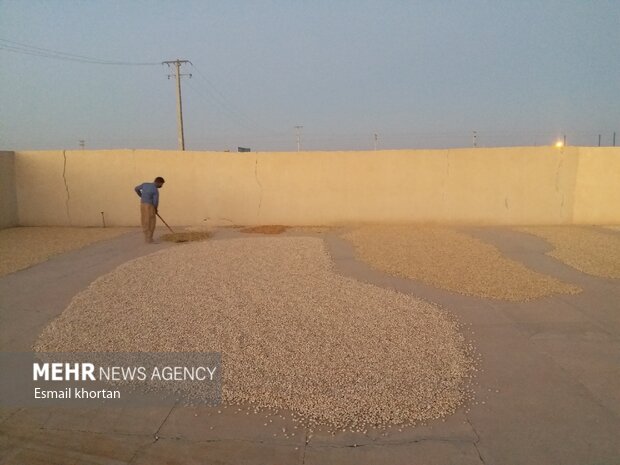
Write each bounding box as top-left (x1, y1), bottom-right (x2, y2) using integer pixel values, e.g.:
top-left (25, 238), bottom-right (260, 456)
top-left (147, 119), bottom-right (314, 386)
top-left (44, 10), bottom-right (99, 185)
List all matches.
top-left (1, 227), bottom-right (619, 465)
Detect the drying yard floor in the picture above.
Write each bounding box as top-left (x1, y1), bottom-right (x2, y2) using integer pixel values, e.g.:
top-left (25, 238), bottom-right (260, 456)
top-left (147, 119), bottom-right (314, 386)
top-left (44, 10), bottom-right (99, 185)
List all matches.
top-left (517, 226), bottom-right (620, 279)
top-left (0, 226), bottom-right (132, 277)
top-left (342, 226), bottom-right (582, 300)
top-left (1, 226), bottom-right (620, 465)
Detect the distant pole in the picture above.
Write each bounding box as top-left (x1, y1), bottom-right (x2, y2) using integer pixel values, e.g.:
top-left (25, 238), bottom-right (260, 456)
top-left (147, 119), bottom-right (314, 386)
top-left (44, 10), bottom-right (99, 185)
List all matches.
top-left (473, 131), bottom-right (478, 148)
top-left (295, 125), bottom-right (303, 152)
top-left (78, 140), bottom-right (85, 150)
top-left (162, 59), bottom-right (192, 151)
top-left (563, 134), bottom-right (567, 146)
top-left (598, 134), bottom-right (601, 147)
top-left (614, 132), bottom-right (616, 147)
top-left (174, 61), bottom-right (184, 150)
top-left (374, 133), bottom-right (378, 151)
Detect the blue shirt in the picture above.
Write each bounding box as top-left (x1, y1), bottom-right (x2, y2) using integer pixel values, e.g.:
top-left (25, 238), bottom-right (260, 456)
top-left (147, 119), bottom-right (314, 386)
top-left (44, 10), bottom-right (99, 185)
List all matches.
top-left (135, 182), bottom-right (159, 208)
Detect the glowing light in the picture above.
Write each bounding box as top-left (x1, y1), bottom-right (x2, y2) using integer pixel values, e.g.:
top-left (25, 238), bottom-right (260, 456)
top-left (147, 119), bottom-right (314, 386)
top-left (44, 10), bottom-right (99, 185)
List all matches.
top-left (555, 140), bottom-right (564, 148)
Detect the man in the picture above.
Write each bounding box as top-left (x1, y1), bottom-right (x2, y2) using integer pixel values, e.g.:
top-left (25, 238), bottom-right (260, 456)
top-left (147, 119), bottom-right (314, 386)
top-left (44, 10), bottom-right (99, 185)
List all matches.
top-left (134, 177), bottom-right (165, 243)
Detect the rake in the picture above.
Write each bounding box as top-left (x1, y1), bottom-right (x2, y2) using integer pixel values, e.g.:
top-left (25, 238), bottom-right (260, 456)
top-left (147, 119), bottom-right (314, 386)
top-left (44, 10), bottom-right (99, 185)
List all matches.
top-left (156, 212), bottom-right (175, 234)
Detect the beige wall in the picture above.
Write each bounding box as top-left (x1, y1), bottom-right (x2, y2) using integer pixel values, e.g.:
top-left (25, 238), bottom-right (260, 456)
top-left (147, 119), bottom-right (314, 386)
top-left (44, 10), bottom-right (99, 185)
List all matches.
top-left (10, 147), bottom-right (620, 227)
top-left (0, 151), bottom-right (18, 229)
top-left (572, 147), bottom-right (620, 224)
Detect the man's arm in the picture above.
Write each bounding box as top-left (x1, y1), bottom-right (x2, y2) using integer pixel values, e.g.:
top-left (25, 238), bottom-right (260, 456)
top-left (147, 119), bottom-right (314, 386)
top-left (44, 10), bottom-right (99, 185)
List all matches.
top-left (134, 184), bottom-right (142, 197)
top-left (153, 190), bottom-right (159, 213)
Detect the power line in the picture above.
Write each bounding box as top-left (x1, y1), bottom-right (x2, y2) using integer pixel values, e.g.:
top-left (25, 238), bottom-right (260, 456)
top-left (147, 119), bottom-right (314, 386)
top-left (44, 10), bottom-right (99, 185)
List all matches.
top-left (0, 38), bottom-right (160, 66)
top-left (190, 63), bottom-right (270, 132)
top-left (185, 80), bottom-right (271, 134)
top-left (185, 81), bottom-right (247, 128)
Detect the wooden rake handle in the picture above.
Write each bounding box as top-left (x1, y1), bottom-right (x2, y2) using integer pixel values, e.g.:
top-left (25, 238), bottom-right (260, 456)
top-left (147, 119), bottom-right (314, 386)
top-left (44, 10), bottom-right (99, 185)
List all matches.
top-left (156, 212), bottom-right (175, 234)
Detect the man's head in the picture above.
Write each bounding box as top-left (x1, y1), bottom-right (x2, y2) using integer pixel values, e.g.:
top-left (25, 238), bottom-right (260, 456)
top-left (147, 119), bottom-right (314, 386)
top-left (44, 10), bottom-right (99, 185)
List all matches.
top-left (154, 177), bottom-right (165, 188)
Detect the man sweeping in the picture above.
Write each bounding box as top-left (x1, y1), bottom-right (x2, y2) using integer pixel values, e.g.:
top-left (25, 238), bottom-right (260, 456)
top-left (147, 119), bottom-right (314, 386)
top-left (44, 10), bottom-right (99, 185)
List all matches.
top-left (134, 177), bottom-right (165, 243)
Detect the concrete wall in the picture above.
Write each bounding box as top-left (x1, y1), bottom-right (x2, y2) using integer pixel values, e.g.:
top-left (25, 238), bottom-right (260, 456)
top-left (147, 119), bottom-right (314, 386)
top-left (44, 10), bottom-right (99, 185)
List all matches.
top-left (572, 147), bottom-right (620, 224)
top-left (0, 151), bottom-right (18, 228)
top-left (9, 147), bottom-right (620, 227)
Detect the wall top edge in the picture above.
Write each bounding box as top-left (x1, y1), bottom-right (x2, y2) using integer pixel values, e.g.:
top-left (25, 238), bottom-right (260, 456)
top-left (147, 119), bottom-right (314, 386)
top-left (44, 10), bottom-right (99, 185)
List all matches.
top-left (10, 146), bottom-right (605, 156)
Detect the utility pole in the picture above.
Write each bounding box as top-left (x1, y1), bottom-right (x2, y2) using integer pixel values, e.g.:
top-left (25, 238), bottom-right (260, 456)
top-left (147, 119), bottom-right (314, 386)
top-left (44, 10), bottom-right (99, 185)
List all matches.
top-left (374, 133), bottom-right (378, 151)
top-left (598, 134), bottom-right (602, 147)
top-left (614, 132), bottom-right (616, 147)
top-left (294, 125), bottom-right (303, 152)
top-left (78, 140), bottom-right (85, 150)
top-left (472, 131), bottom-right (478, 148)
top-left (162, 59), bottom-right (192, 151)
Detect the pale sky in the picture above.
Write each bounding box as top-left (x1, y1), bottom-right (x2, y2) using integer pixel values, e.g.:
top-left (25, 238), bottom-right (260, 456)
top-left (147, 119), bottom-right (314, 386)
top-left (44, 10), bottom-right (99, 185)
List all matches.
top-left (1, 0), bottom-right (619, 151)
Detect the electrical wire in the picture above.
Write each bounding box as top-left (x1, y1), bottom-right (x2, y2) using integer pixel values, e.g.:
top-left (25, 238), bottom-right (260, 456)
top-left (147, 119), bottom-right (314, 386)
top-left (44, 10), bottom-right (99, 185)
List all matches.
top-left (184, 79), bottom-right (271, 134)
top-left (189, 63), bottom-right (276, 133)
top-left (0, 38), bottom-right (160, 66)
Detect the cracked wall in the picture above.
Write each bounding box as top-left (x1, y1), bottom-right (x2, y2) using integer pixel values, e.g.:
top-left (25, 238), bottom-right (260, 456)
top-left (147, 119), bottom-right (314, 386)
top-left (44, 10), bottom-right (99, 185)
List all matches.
top-left (8, 147), bottom-right (620, 227)
top-left (14, 151), bottom-right (70, 226)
